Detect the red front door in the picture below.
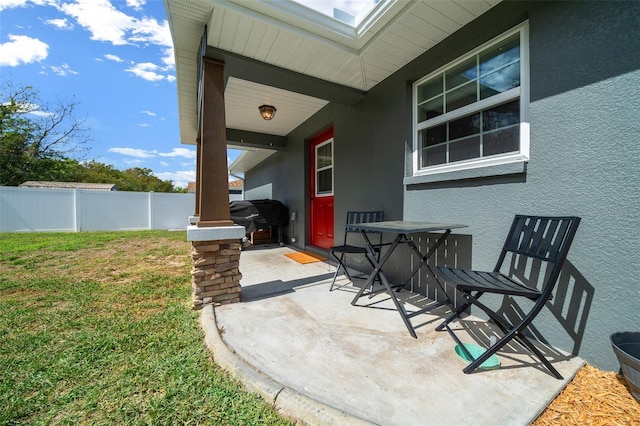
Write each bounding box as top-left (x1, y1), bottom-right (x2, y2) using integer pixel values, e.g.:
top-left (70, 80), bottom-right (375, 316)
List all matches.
top-left (309, 128), bottom-right (334, 249)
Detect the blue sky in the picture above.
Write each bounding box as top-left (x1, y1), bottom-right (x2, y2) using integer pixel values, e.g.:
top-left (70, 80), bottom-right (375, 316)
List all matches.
top-left (0, 0), bottom-right (212, 188)
top-left (0, 0), bottom-right (377, 189)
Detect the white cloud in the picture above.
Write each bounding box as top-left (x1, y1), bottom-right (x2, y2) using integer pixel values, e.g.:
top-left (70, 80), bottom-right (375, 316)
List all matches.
top-left (108, 147), bottom-right (158, 158)
top-left (125, 62), bottom-right (167, 82)
top-left (45, 18), bottom-right (73, 29)
top-left (104, 53), bottom-right (123, 62)
top-left (108, 147), bottom-right (196, 160)
top-left (59, 0), bottom-right (135, 45)
top-left (141, 110), bottom-right (156, 116)
top-left (0, 34), bottom-right (48, 66)
top-left (28, 110), bottom-right (53, 118)
top-left (161, 46), bottom-right (175, 67)
top-left (0, 0), bottom-right (29, 11)
top-left (158, 148), bottom-right (197, 159)
top-left (160, 161), bottom-right (169, 167)
top-left (17, 0), bottom-right (175, 83)
top-left (1, 0), bottom-right (56, 9)
top-left (22, 102), bottom-right (54, 118)
top-left (137, 123), bottom-right (149, 127)
top-left (154, 170), bottom-right (196, 188)
top-left (50, 63), bottom-right (78, 76)
top-left (57, 0), bottom-right (172, 48)
top-left (124, 158), bottom-right (143, 165)
top-left (126, 0), bottom-right (145, 11)
top-left (129, 16), bottom-right (172, 47)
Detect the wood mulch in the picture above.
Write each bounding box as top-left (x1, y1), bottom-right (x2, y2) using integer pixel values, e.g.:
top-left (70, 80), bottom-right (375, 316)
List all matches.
top-left (533, 364), bottom-right (639, 425)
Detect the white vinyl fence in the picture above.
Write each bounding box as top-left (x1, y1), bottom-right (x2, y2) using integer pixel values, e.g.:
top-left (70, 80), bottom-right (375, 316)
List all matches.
top-left (0, 186), bottom-right (196, 232)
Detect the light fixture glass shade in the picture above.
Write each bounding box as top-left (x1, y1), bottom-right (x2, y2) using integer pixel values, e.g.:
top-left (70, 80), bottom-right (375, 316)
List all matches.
top-left (259, 104), bottom-right (276, 120)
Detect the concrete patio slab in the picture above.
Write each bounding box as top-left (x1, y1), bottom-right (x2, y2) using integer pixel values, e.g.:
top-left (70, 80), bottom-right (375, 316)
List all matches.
top-left (203, 245), bottom-right (584, 425)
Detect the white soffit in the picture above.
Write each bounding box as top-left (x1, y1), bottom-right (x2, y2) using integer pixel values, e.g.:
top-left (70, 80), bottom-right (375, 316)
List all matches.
top-left (229, 148), bottom-right (277, 174)
top-left (225, 78), bottom-right (329, 136)
top-left (165, 0), bottom-right (502, 145)
top-left (208, 0), bottom-right (501, 91)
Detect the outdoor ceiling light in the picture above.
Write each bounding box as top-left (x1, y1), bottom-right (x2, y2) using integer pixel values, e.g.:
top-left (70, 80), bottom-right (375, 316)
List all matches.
top-left (258, 104), bottom-right (276, 120)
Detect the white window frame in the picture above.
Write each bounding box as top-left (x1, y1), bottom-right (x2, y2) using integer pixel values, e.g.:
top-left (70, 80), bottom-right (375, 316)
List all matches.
top-left (412, 22), bottom-right (530, 177)
top-left (315, 138), bottom-right (334, 197)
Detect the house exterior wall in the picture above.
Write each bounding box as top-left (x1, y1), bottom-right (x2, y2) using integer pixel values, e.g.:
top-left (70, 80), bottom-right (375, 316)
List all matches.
top-left (244, 101), bottom-right (406, 249)
top-left (243, 1), bottom-right (640, 371)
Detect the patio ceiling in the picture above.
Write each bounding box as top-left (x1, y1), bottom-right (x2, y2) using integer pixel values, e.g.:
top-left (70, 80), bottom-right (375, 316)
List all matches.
top-left (165, 0), bottom-right (501, 171)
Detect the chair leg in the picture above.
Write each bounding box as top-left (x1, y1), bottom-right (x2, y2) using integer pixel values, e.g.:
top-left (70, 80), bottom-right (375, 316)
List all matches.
top-left (462, 331), bottom-right (512, 375)
top-left (513, 332), bottom-right (563, 379)
top-left (461, 328), bottom-right (563, 379)
top-left (450, 292), bottom-right (564, 379)
top-left (329, 251), bottom-right (343, 291)
top-left (329, 262), bottom-right (342, 291)
top-left (435, 300), bottom-right (472, 331)
top-left (329, 252), bottom-right (356, 292)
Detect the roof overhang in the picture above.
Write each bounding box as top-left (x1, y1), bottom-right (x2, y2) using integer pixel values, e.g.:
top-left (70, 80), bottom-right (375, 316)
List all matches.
top-left (165, 0), bottom-right (501, 155)
top-left (228, 147), bottom-right (278, 174)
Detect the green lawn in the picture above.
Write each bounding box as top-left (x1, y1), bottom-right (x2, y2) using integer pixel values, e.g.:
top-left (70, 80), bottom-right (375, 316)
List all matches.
top-left (0, 231), bottom-right (291, 425)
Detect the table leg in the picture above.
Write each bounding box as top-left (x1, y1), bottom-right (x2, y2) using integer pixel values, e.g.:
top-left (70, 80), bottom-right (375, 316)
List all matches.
top-left (402, 230), bottom-right (453, 305)
top-left (351, 233), bottom-right (418, 338)
top-left (350, 228), bottom-right (456, 339)
top-left (351, 233), bottom-right (402, 303)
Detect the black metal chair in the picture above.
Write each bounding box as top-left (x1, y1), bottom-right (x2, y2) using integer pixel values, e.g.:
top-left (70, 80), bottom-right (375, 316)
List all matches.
top-left (329, 211), bottom-right (384, 292)
top-left (435, 215), bottom-right (581, 379)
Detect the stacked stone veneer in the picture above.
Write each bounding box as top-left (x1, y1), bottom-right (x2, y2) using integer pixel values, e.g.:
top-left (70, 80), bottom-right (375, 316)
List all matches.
top-left (191, 239), bottom-right (242, 309)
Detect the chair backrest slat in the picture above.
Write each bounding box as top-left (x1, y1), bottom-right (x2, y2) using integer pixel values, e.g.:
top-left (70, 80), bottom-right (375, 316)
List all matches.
top-left (535, 218), bottom-right (559, 258)
top-left (496, 215), bottom-right (580, 299)
top-left (503, 215), bottom-right (579, 264)
top-left (345, 211), bottom-right (384, 233)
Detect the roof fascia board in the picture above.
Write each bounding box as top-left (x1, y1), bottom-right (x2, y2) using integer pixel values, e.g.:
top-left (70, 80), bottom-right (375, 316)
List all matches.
top-left (205, 46), bottom-right (366, 105)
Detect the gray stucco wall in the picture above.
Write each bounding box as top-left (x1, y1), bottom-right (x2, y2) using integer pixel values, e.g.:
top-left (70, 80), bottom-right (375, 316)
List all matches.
top-left (245, 99), bottom-right (407, 249)
top-left (244, 0), bottom-right (640, 371)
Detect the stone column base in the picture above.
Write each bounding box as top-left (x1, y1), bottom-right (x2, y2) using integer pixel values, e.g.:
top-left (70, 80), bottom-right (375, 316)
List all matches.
top-left (191, 239), bottom-right (242, 309)
top-left (187, 224), bottom-right (245, 309)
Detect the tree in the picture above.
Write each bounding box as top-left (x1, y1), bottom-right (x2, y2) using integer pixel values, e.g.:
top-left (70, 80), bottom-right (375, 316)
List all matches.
top-left (0, 82), bottom-right (90, 186)
top-left (1, 82), bottom-right (186, 192)
top-left (74, 162), bottom-right (180, 192)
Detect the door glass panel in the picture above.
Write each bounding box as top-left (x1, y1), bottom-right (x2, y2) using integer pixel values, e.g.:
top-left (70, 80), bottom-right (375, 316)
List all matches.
top-left (315, 139), bottom-right (333, 196)
top-left (316, 143), bottom-right (332, 168)
top-left (317, 169), bottom-right (332, 194)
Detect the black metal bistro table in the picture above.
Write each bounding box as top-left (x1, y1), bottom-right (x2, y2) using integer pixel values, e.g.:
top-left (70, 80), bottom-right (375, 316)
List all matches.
top-left (348, 220), bottom-right (467, 338)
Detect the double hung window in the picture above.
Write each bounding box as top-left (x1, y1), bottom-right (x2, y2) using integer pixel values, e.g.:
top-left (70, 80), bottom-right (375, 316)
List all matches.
top-left (413, 23), bottom-right (529, 176)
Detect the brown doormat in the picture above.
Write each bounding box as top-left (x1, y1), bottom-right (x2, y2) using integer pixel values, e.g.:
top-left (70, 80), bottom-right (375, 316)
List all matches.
top-left (284, 251), bottom-right (327, 264)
